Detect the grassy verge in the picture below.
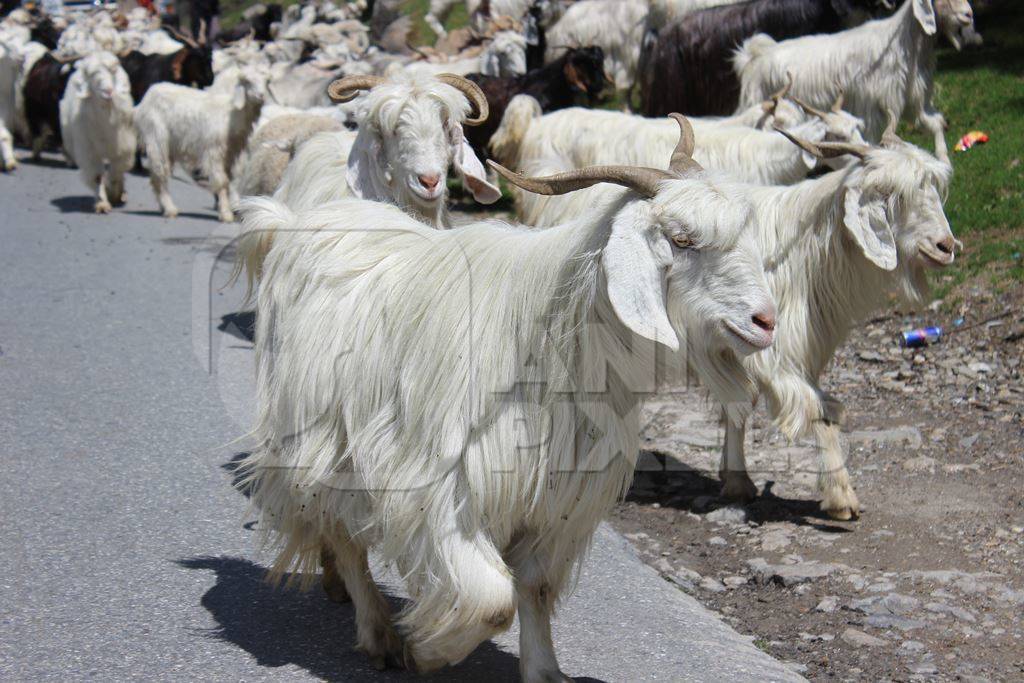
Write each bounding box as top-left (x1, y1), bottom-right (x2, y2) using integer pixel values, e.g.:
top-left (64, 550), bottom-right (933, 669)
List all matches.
top-left (906, 3), bottom-right (1024, 296)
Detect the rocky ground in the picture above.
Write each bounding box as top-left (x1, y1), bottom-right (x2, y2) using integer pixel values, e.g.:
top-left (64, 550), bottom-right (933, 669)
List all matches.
top-left (609, 283), bottom-right (1024, 681)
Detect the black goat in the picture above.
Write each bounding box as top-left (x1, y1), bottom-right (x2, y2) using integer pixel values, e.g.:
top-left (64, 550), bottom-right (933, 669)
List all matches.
top-left (29, 14), bottom-right (62, 50)
top-left (119, 44), bottom-right (214, 105)
top-left (466, 46), bottom-right (607, 160)
top-left (217, 3), bottom-right (283, 44)
top-left (22, 52), bottom-right (74, 156)
top-left (637, 0), bottom-right (880, 117)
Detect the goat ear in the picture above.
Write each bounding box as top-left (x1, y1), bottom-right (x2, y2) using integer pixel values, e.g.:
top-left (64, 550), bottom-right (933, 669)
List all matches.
top-left (171, 50), bottom-right (186, 80)
top-left (345, 131), bottom-right (382, 200)
top-left (912, 0), bottom-right (938, 35)
top-left (453, 138), bottom-right (501, 204)
top-left (602, 206), bottom-right (679, 352)
top-left (843, 185), bottom-right (898, 270)
top-left (563, 61), bottom-right (587, 94)
top-left (232, 83), bottom-right (246, 109)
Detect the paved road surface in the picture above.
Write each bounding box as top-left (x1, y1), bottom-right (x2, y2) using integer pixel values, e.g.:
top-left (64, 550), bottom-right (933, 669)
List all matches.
top-left (0, 157), bottom-right (803, 682)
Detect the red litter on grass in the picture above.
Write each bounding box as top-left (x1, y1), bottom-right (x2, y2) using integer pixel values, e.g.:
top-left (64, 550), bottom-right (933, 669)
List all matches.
top-left (954, 130), bottom-right (989, 152)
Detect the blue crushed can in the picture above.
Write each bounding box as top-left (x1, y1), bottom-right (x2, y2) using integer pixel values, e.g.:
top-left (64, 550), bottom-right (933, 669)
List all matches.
top-left (900, 326), bottom-right (942, 348)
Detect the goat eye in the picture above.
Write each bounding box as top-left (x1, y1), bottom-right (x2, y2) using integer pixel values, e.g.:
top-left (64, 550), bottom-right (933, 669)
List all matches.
top-left (671, 234), bottom-right (692, 249)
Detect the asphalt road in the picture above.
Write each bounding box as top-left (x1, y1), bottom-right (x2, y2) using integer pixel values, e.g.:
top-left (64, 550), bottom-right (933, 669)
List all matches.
top-left (0, 156), bottom-right (803, 682)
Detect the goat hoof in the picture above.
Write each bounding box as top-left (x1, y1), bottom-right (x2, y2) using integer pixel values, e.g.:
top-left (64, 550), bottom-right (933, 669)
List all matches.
top-left (95, 201), bottom-right (112, 214)
top-left (821, 485), bottom-right (860, 521)
top-left (219, 213), bottom-right (235, 223)
top-left (163, 209), bottom-right (179, 219)
top-left (719, 472), bottom-right (758, 503)
top-left (355, 623), bottom-right (405, 671)
top-left (2, 161), bottom-right (15, 172)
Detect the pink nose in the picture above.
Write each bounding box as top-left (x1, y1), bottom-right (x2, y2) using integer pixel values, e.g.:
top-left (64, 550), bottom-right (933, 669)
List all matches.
top-left (418, 174), bottom-right (441, 192)
top-left (751, 307), bottom-right (776, 333)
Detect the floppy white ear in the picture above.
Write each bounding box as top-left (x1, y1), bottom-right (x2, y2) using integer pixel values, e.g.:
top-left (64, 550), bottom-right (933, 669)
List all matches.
top-left (345, 130), bottom-right (384, 200)
top-left (454, 138), bottom-right (502, 205)
top-left (602, 206), bottom-right (679, 351)
top-left (843, 186), bottom-right (898, 270)
top-left (115, 69), bottom-right (131, 96)
top-left (913, 0), bottom-right (938, 35)
top-left (231, 82), bottom-right (245, 109)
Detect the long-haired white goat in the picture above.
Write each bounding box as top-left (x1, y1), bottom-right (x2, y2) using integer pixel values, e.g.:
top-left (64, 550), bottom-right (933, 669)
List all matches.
top-left (734, 0), bottom-right (975, 162)
top-left (718, 122), bottom-right (959, 519)
top-left (237, 117), bottom-right (777, 678)
top-left (490, 94), bottom-right (864, 227)
top-left (0, 38), bottom-right (46, 171)
top-left (233, 72), bottom-right (502, 293)
top-left (134, 69), bottom-right (269, 222)
top-left (58, 51), bottom-right (136, 213)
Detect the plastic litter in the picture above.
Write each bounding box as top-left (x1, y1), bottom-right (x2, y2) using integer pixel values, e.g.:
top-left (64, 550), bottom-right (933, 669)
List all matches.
top-left (954, 130), bottom-right (989, 152)
top-left (900, 326), bottom-right (942, 348)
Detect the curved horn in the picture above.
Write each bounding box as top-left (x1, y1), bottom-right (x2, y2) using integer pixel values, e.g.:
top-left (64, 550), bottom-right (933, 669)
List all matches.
top-left (165, 24), bottom-right (199, 49)
top-left (667, 113), bottom-right (702, 175)
top-left (773, 125), bottom-right (870, 160)
top-left (764, 71), bottom-right (793, 110)
top-left (198, 18), bottom-right (208, 46)
top-left (435, 73), bottom-right (489, 126)
top-left (789, 94), bottom-right (830, 121)
top-left (488, 160), bottom-right (674, 199)
top-left (881, 109), bottom-right (901, 147)
top-left (326, 74), bottom-right (385, 102)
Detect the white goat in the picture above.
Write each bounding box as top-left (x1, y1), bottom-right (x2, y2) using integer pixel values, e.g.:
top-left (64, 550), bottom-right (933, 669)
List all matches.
top-left (545, 0), bottom-right (649, 91)
top-left (425, 0), bottom-right (534, 37)
top-left (238, 117), bottom-right (776, 678)
top-left (399, 31), bottom-right (528, 79)
top-left (233, 72), bottom-right (502, 293)
top-left (719, 125), bottom-right (958, 519)
top-left (134, 71), bottom-right (268, 222)
top-left (0, 39), bottom-right (46, 171)
top-left (734, 0), bottom-right (975, 162)
top-left (58, 52), bottom-right (136, 213)
top-left (236, 112), bottom-right (345, 197)
top-left (490, 96), bottom-right (860, 226)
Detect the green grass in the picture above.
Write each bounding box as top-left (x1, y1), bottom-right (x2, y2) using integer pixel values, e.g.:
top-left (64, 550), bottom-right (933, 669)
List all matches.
top-left (904, 4), bottom-right (1024, 294)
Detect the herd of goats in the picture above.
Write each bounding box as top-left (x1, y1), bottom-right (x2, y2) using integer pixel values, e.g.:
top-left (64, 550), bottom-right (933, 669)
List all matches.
top-left (0, 0), bottom-right (984, 678)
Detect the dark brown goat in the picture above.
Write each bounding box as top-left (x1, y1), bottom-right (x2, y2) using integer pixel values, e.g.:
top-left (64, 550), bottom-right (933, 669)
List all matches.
top-left (119, 44), bottom-right (215, 105)
top-left (465, 46), bottom-right (607, 161)
top-left (637, 0), bottom-right (880, 117)
top-left (22, 52), bottom-right (74, 156)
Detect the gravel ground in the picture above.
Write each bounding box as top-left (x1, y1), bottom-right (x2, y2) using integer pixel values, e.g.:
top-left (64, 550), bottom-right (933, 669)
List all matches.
top-left (609, 283), bottom-right (1024, 681)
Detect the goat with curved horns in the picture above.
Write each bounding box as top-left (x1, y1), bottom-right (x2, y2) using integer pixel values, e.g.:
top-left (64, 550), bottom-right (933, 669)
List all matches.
top-left (717, 116), bottom-right (958, 519)
top-left (238, 114), bottom-right (776, 679)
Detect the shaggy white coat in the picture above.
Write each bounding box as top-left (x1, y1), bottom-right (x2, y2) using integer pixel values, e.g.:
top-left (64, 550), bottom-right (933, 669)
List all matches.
top-left (734, 0), bottom-right (975, 161)
top-left (58, 52), bottom-right (136, 212)
top-left (490, 99), bottom-right (843, 227)
top-left (0, 39), bottom-right (46, 171)
top-left (233, 73), bottom-right (501, 295)
top-left (545, 0), bottom-right (649, 91)
top-left (133, 73), bottom-right (267, 222)
top-left (722, 139), bottom-right (956, 519)
top-left (238, 168), bottom-right (775, 676)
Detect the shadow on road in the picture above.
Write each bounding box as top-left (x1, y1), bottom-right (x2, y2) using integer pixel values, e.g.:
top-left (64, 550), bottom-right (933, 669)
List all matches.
top-left (177, 556), bottom-right (529, 682)
top-left (50, 195), bottom-right (97, 213)
top-left (18, 155), bottom-right (69, 169)
top-left (629, 450), bottom-right (852, 533)
top-left (122, 209), bottom-right (221, 222)
top-left (219, 311), bottom-right (255, 343)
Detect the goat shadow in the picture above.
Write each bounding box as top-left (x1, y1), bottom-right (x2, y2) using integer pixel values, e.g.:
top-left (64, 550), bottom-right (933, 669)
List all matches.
top-left (122, 209), bottom-right (223, 223)
top-left (629, 450), bottom-right (852, 533)
top-left (177, 556), bottom-right (535, 682)
top-left (219, 311), bottom-right (255, 343)
top-left (212, 454), bottom-right (608, 682)
top-left (50, 195), bottom-right (98, 214)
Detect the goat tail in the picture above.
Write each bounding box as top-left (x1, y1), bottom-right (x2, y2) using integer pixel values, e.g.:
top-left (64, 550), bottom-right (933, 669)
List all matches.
top-left (732, 33), bottom-right (777, 77)
top-left (229, 197), bottom-right (295, 303)
top-left (488, 94), bottom-right (542, 168)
